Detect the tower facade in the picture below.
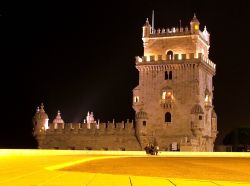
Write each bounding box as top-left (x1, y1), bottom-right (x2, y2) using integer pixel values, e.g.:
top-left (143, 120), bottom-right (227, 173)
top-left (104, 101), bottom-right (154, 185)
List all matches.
top-left (133, 15), bottom-right (217, 151)
top-left (33, 14), bottom-right (218, 152)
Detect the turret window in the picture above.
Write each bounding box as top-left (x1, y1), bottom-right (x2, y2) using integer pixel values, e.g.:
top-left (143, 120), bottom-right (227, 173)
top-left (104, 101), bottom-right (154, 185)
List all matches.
top-left (167, 50), bottom-right (173, 60)
top-left (204, 89), bottom-right (212, 108)
top-left (143, 121), bottom-right (147, 126)
top-left (165, 71), bottom-right (173, 80)
top-left (134, 96), bottom-right (139, 103)
top-left (165, 112), bottom-right (172, 123)
top-left (199, 115), bottom-right (202, 120)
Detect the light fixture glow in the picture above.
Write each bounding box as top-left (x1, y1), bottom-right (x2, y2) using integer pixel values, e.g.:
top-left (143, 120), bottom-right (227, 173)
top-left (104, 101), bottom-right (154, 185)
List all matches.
top-left (205, 95), bottom-right (209, 102)
top-left (162, 92), bottom-right (166, 100)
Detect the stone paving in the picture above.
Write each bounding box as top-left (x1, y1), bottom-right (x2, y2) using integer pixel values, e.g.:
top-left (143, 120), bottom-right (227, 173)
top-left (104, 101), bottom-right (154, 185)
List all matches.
top-left (0, 150), bottom-right (250, 186)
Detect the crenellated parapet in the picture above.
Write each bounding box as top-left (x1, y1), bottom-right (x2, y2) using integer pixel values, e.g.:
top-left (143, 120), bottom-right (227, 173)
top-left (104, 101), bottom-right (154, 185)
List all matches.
top-left (149, 27), bottom-right (209, 44)
top-left (45, 120), bottom-right (135, 135)
top-left (143, 14), bottom-right (210, 45)
top-left (135, 53), bottom-right (215, 71)
top-left (151, 26), bottom-right (190, 36)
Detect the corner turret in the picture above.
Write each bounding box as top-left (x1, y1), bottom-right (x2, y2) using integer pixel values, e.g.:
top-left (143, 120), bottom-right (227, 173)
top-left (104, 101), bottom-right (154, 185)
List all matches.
top-left (33, 103), bottom-right (49, 148)
top-left (202, 26), bottom-right (210, 44)
top-left (142, 18), bottom-right (151, 37)
top-left (53, 110), bottom-right (64, 129)
top-left (211, 109), bottom-right (218, 138)
top-left (135, 108), bottom-right (149, 149)
top-left (33, 103), bottom-right (49, 135)
top-left (190, 13), bottom-right (200, 34)
top-left (142, 18), bottom-right (151, 47)
top-left (191, 104), bottom-right (205, 137)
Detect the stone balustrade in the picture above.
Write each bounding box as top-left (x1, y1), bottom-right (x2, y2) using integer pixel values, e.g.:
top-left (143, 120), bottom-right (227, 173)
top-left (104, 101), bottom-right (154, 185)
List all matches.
top-left (46, 120), bottom-right (135, 134)
top-left (149, 27), bottom-right (209, 43)
top-left (135, 53), bottom-right (216, 70)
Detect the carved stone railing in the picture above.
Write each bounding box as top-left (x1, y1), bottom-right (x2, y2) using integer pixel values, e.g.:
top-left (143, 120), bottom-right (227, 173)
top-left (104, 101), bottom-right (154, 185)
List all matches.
top-left (135, 53), bottom-right (216, 70)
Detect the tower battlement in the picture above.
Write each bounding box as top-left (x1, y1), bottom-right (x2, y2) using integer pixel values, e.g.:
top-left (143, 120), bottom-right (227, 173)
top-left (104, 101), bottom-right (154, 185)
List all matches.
top-left (46, 120), bottom-right (134, 134)
top-left (149, 26), bottom-right (209, 45)
top-left (136, 53), bottom-right (215, 70)
top-left (142, 14), bottom-right (211, 60)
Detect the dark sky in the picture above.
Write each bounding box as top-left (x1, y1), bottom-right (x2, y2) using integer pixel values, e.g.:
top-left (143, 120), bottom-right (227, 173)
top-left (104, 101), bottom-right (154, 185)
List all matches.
top-left (1, 1), bottom-right (250, 148)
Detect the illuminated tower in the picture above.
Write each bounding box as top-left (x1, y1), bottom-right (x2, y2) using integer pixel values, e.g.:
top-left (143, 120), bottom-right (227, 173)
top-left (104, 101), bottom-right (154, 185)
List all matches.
top-left (133, 14), bottom-right (217, 151)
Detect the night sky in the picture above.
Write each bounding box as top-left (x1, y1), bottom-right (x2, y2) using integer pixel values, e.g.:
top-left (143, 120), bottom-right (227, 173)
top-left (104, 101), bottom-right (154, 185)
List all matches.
top-left (1, 1), bottom-right (250, 148)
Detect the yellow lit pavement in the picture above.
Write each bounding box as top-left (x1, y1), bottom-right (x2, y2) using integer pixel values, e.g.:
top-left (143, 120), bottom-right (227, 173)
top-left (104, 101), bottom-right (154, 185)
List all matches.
top-left (0, 150), bottom-right (250, 186)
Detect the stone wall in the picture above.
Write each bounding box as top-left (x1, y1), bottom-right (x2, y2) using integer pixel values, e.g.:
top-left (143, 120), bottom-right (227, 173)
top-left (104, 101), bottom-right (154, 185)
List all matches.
top-left (37, 121), bottom-right (141, 150)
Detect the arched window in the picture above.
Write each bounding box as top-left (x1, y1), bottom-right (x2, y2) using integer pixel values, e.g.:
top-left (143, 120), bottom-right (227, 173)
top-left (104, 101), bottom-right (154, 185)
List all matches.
top-left (169, 71), bottom-right (172, 80)
top-left (165, 71), bottom-right (168, 80)
top-left (143, 121), bottom-right (147, 126)
top-left (167, 51), bottom-right (173, 60)
top-left (165, 112), bottom-right (171, 123)
top-left (134, 96), bottom-right (139, 103)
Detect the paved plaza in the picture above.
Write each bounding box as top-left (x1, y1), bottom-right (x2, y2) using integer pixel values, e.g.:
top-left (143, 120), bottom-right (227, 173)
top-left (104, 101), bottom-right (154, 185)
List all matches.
top-left (0, 150), bottom-right (250, 186)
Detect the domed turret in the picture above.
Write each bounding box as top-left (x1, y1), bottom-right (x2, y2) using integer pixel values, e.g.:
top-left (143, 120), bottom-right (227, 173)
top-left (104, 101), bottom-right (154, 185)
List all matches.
top-left (212, 109), bottom-right (217, 118)
top-left (53, 110), bottom-right (64, 124)
top-left (191, 104), bottom-right (205, 137)
top-left (33, 103), bottom-right (49, 135)
top-left (142, 18), bottom-right (151, 47)
top-left (202, 26), bottom-right (210, 44)
top-left (190, 13), bottom-right (200, 34)
top-left (211, 109), bottom-right (218, 137)
top-left (135, 108), bottom-right (149, 149)
top-left (191, 104), bottom-right (204, 114)
top-left (33, 103), bottom-right (48, 121)
top-left (142, 18), bottom-right (151, 38)
top-left (136, 108), bottom-right (148, 119)
top-left (53, 110), bottom-right (64, 129)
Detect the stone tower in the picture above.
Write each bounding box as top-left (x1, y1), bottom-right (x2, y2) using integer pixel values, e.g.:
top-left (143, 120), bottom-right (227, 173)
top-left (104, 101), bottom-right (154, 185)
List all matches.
top-left (133, 14), bottom-right (218, 151)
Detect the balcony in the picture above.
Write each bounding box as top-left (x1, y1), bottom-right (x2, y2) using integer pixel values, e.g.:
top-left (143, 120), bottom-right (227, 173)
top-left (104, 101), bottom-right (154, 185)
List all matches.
top-left (204, 101), bottom-right (212, 110)
top-left (191, 122), bottom-right (204, 130)
top-left (160, 99), bottom-right (172, 109)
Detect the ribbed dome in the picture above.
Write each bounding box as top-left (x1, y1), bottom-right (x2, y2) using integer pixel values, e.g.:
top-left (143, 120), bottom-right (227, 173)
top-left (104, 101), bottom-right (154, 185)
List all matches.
top-left (34, 103), bottom-right (48, 120)
top-left (205, 88), bottom-right (210, 95)
top-left (191, 13), bottom-right (200, 24)
top-left (191, 104), bottom-right (204, 114)
top-left (212, 109), bottom-right (217, 118)
top-left (136, 109), bottom-right (148, 119)
top-left (143, 18), bottom-right (150, 27)
top-left (53, 110), bottom-right (64, 124)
